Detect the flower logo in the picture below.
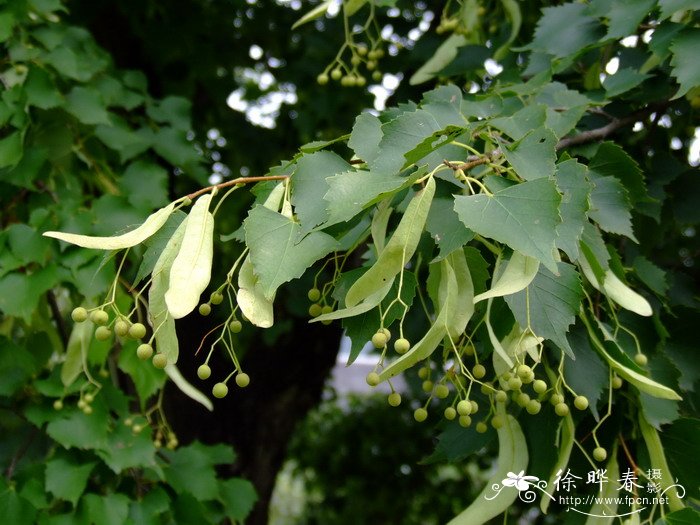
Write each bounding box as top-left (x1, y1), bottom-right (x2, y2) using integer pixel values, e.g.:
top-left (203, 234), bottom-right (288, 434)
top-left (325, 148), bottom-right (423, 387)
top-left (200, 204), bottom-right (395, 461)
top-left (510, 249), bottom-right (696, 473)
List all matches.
top-left (502, 471), bottom-right (539, 491)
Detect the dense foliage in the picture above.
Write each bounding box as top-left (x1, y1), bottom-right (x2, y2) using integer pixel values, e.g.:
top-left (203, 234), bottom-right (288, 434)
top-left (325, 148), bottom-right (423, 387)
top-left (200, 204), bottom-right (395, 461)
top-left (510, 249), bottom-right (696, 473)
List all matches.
top-left (2, 0), bottom-right (699, 523)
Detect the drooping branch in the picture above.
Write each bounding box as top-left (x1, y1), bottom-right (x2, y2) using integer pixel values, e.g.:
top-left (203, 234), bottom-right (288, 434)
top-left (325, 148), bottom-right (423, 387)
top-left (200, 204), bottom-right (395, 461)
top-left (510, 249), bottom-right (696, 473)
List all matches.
top-left (445, 105), bottom-right (661, 173)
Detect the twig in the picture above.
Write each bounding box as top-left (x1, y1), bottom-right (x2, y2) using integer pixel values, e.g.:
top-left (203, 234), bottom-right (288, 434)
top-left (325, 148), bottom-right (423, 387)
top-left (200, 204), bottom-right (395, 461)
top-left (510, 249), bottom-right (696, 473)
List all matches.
top-left (4, 428), bottom-right (38, 481)
top-left (46, 290), bottom-right (69, 348)
top-left (186, 175), bottom-right (289, 200)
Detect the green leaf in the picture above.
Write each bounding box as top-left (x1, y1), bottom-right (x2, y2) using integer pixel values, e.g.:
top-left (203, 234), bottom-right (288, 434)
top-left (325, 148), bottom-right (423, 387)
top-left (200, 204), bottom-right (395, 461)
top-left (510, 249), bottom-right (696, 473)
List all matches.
top-left (81, 493), bottom-right (130, 525)
top-left (245, 206), bottom-right (337, 300)
top-left (218, 478), bottom-right (257, 522)
top-left (45, 454), bottom-right (96, 505)
top-left (426, 197), bottom-right (475, 261)
top-left (0, 12), bottom-right (15, 42)
top-left (0, 131), bottom-right (23, 168)
top-left (424, 422), bottom-right (494, 463)
top-left (291, 151), bottom-right (352, 233)
top-left (555, 159), bottom-right (592, 260)
top-left (410, 34), bottom-right (467, 85)
top-left (152, 127), bottom-right (201, 167)
top-left (659, 0), bottom-right (700, 20)
top-left (504, 262), bottom-right (582, 357)
top-left (120, 161), bottom-right (169, 211)
top-left (588, 175), bottom-right (636, 241)
top-left (324, 170), bottom-right (410, 227)
top-left (454, 178), bottom-right (561, 273)
top-left (348, 112), bottom-right (382, 163)
top-left (117, 345), bottom-right (166, 406)
top-left (563, 326), bottom-right (608, 419)
top-left (0, 484), bottom-right (36, 525)
top-left (661, 418), bottom-right (700, 501)
top-left (528, 3), bottom-right (604, 58)
top-left (661, 508), bottom-right (700, 525)
top-left (0, 266), bottom-right (58, 322)
top-left (603, 68), bottom-right (651, 97)
top-left (370, 110), bottom-right (441, 174)
top-left (501, 127), bottom-right (557, 181)
top-left (670, 28), bottom-right (700, 99)
top-left (603, 0), bottom-right (656, 40)
top-left (94, 120), bottom-right (152, 162)
top-left (24, 66), bottom-right (63, 109)
top-left (588, 142), bottom-right (647, 205)
top-left (128, 487), bottom-right (170, 524)
top-left (46, 406), bottom-right (110, 449)
top-left (163, 442), bottom-right (235, 500)
top-left (95, 421), bottom-right (158, 474)
top-left (146, 96), bottom-right (192, 131)
top-left (634, 256), bottom-right (668, 296)
top-left (490, 104), bottom-right (547, 141)
top-left (63, 86), bottom-right (110, 125)
top-left (421, 85), bottom-right (465, 128)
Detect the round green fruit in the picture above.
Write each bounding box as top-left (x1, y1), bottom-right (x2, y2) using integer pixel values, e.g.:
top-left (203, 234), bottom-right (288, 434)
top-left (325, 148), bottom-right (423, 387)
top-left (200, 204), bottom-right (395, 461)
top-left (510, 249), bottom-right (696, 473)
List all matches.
top-left (95, 326), bottom-right (111, 341)
top-left (137, 344), bottom-right (154, 360)
top-left (495, 390), bottom-right (508, 403)
top-left (371, 331), bottom-right (388, 348)
top-left (210, 292), bottom-right (224, 305)
top-left (435, 384), bottom-right (449, 399)
top-left (526, 400), bottom-right (541, 415)
top-left (508, 376), bottom-right (523, 391)
top-left (197, 364), bottom-right (211, 380)
top-left (574, 395), bottom-right (589, 411)
top-left (152, 353), bottom-right (168, 369)
top-left (555, 402), bottom-right (570, 417)
top-left (444, 407), bottom-right (457, 420)
top-left (634, 353), bottom-right (648, 366)
top-left (128, 323), bottom-right (147, 340)
top-left (90, 310), bottom-right (109, 325)
top-left (71, 307), bottom-right (88, 323)
top-left (593, 447), bottom-right (608, 462)
top-left (413, 408), bottom-right (428, 422)
top-left (394, 338), bottom-right (410, 354)
top-left (366, 372), bottom-right (380, 387)
top-left (533, 379), bottom-right (548, 394)
top-left (421, 380), bottom-right (433, 393)
top-left (476, 421), bottom-right (488, 433)
top-left (307, 288), bottom-right (321, 302)
top-left (199, 303), bottom-right (211, 316)
top-left (491, 415), bottom-right (504, 429)
top-left (472, 364), bottom-right (486, 379)
top-left (308, 303), bottom-right (322, 318)
top-left (114, 320), bottom-right (129, 337)
top-left (458, 415), bottom-right (472, 428)
top-left (388, 392), bottom-right (401, 407)
top-left (229, 320), bottom-right (243, 333)
top-left (212, 383), bottom-right (229, 398)
top-left (53, 399), bottom-right (63, 411)
top-left (317, 73), bottom-right (329, 85)
top-left (456, 400), bottom-right (472, 416)
top-left (235, 373), bottom-right (250, 388)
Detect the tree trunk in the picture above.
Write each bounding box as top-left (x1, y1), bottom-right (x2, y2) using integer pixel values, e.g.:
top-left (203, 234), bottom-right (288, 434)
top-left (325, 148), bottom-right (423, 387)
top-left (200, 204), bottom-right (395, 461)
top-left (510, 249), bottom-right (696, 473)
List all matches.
top-left (166, 314), bottom-right (342, 525)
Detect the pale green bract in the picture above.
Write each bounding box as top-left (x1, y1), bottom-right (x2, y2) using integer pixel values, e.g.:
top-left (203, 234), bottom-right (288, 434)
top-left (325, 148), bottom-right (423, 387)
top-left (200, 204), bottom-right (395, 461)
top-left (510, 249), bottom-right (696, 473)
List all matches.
top-left (165, 194), bottom-right (215, 319)
top-left (149, 217), bottom-right (188, 364)
top-left (43, 202), bottom-right (176, 249)
top-left (345, 177), bottom-right (435, 308)
top-left (237, 256), bottom-right (274, 328)
top-left (474, 251), bottom-right (540, 303)
top-left (447, 405), bottom-right (528, 525)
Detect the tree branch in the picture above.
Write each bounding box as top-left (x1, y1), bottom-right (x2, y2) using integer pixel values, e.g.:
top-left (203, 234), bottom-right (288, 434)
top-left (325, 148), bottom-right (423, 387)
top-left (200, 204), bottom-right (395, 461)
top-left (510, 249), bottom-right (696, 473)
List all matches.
top-left (186, 175), bottom-right (289, 200)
